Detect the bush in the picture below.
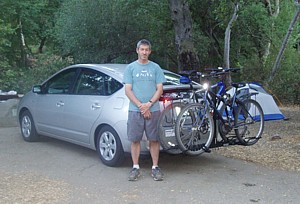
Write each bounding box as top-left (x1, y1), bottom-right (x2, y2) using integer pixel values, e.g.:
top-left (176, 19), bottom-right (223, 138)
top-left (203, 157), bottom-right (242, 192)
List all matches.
top-left (0, 54), bottom-right (71, 94)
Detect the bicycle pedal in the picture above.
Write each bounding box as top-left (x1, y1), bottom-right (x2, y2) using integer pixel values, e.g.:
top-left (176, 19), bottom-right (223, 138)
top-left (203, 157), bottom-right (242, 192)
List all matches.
top-left (166, 145), bottom-right (179, 150)
top-left (202, 146), bottom-right (211, 153)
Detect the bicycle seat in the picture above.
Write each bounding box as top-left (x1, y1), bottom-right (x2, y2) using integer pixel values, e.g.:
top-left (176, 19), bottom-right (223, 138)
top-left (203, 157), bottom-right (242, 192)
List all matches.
top-left (179, 70), bottom-right (198, 77)
top-left (231, 82), bottom-right (246, 88)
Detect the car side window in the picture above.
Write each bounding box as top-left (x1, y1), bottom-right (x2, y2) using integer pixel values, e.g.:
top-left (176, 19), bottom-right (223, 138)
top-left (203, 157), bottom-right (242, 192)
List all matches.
top-left (75, 69), bottom-right (105, 95)
top-left (44, 69), bottom-right (77, 94)
top-left (74, 69), bottom-right (123, 96)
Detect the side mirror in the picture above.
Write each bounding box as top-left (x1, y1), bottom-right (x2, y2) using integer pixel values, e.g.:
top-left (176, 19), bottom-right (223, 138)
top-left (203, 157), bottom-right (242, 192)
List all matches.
top-left (32, 85), bottom-right (42, 94)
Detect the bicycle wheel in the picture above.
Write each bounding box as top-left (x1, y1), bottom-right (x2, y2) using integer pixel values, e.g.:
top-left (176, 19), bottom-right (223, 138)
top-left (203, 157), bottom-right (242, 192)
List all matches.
top-left (158, 102), bottom-right (186, 154)
top-left (234, 99), bottom-right (264, 145)
top-left (175, 103), bottom-right (214, 156)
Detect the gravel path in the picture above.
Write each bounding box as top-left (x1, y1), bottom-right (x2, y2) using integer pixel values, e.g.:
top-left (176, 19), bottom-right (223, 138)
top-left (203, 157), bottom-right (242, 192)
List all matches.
top-left (0, 106), bottom-right (299, 204)
top-left (0, 172), bottom-right (71, 204)
top-left (215, 106), bottom-right (300, 172)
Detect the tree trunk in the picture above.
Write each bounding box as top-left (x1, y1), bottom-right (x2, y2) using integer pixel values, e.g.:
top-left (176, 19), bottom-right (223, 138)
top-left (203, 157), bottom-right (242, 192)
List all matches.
top-left (264, 0), bottom-right (280, 17)
top-left (169, 0), bottom-right (200, 72)
top-left (261, 0), bottom-right (280, 64)
top-left (223, 3), bottom-right (239, 86)
top-left (268, 4), bottom-right (300, 83)
top-left (37, 37), bottom-right (47, 53)
top-left (18, 17), bottom-right (27, 68)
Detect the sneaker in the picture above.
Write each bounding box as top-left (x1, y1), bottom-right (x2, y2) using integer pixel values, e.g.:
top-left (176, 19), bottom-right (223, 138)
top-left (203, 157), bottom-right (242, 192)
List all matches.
top-left (151, 167), bottom-right (164, 181)
top-left (128, 168), bottom-right (140, 181)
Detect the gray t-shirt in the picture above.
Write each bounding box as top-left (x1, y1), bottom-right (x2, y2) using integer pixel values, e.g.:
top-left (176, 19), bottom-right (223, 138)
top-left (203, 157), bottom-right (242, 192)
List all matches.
top-left (123, 60), bottom-right (166, 112)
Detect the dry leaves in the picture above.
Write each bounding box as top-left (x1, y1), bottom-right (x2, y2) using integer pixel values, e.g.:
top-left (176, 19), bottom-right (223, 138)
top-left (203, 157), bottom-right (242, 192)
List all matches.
top-left (214, 106), bottom-right (300, 172)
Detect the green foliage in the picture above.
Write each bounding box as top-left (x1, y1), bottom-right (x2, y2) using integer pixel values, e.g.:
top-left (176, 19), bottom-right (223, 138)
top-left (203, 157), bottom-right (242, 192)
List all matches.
top-left (1, 54), bottom-right (70, 94)
top-left (54, 0), bottom-right (173, 66)
top-left (0, 0), bottom-right (299, 104)
top-left (0, 0), bottom-right (61, 67)
top-left (265, 46), bottom-right (300, 105)
top-left (0, 19), bottom-right (13, 70)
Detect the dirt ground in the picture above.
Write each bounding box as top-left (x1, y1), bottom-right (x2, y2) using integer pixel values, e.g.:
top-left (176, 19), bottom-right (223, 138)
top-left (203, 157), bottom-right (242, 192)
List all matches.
top-left (215, 106), bottom-right (300, 172)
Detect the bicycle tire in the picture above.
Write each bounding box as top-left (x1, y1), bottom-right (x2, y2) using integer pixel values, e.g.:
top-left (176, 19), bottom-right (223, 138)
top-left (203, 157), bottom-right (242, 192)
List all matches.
top-left (234, 99), bottom-right (264, 145)
top-left (158, 102), bottom-right (186, 154)
top-left (175, 103), bottom-right (214, 156)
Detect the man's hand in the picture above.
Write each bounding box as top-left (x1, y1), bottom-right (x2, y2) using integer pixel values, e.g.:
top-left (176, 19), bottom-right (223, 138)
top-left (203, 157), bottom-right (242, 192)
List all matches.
top-left (143, 110), bottom-right (151, 119)
top-left (138, 102), bottom-right (151, 114)
top-left (138, 102), bottom-right (152, 119)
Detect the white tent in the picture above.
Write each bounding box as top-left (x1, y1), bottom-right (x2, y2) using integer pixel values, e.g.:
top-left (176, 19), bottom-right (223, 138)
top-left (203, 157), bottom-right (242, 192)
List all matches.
top-left (230, 83), bottom-right (285, 121)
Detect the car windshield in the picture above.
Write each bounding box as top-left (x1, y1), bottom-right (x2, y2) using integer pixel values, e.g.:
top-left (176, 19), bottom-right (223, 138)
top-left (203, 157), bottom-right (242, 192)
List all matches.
top-left (163, 71), bottom-right (199, 86)
top-left (163, 72), bottom-right (181, 85)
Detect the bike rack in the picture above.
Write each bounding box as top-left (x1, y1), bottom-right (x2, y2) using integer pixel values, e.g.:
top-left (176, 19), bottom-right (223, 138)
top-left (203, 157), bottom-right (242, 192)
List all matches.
top-left (158, 88), bottom-right (250, 155)
top-left (208, 97), bottom-right (244, 149)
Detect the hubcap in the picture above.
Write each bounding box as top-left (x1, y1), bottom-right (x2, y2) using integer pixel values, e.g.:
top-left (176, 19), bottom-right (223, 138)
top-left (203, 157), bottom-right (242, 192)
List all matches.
top-left (21, 116), bottom-right (31, 138)
top-left (99, 131), bottom-right (116, 161)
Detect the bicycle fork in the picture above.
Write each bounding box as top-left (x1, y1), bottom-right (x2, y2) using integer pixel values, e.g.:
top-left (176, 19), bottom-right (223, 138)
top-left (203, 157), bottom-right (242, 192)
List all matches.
top-left (184, 107), bottom-right (211, 153)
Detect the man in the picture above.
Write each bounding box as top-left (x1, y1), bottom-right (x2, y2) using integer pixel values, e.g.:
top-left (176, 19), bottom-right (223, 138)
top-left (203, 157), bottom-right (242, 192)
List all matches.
top-left (123, 39), bottom-right (166, 181)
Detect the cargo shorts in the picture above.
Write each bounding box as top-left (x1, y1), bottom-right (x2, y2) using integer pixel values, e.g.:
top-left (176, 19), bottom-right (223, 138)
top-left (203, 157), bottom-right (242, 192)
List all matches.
top-left (127, 111), bottom-right (160, 142)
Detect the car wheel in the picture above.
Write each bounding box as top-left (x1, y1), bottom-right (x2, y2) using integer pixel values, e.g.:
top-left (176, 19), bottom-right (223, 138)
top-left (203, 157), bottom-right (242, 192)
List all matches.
top-left (96, 126), bottom-right (124, 167)
top-left (20, 110), bottom-right (39, 142)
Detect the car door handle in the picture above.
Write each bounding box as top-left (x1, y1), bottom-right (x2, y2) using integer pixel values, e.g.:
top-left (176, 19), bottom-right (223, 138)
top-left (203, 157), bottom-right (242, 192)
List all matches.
top-left (56, 101), bottom-right (64, 107)
top-left (92, 103), bottom-right (101, 110)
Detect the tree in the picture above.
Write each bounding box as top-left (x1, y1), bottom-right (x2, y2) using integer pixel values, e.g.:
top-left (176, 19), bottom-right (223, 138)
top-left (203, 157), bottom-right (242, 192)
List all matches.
top-left (169, 0), bottom-right (200, 72)
top-left (54, 0), bottom-right (173, 65)
top-left (0, 0), bottom-right (62, 67)
top-left (268, 1), bottom-right (300, 83)
top-left (0, 19), bottom-right (13, 69)
top-left (223, 3), bottom-right (239, 85)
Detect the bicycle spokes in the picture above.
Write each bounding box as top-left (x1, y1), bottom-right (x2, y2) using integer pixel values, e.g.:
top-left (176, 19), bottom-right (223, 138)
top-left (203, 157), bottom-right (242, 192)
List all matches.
top-left (234, 99), bottom-right (264, 145)
top-left (175, 103), bottom-right (214, 155)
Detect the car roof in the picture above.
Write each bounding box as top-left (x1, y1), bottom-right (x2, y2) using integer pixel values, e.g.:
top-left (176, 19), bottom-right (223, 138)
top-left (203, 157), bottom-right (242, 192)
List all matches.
top-left (41, 63), bottom-right (202, 92)
top-left (67, 63), bottom-right (182, 82)
top-left (69, 64), bottom-right (127, 81)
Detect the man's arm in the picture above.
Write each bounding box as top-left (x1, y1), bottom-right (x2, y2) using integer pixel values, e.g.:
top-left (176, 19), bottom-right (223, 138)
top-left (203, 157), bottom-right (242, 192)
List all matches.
top-left (125, 83), bottom-right (151, 119)
top-left (125, 84), bottom-right (142, 108)
top-left (138, 83), bottom-right (163, 114)
top-left (149, 83), bottom-right (163, 104)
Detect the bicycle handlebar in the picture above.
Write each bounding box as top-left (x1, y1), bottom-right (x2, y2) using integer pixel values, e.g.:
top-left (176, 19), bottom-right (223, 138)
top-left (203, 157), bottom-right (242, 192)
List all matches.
top-left (204, 67), bottom-right (240, 73)
top-left (179, 70), bottom-right (202, 77)
top-left (179, 67), bottom-right (240, 80)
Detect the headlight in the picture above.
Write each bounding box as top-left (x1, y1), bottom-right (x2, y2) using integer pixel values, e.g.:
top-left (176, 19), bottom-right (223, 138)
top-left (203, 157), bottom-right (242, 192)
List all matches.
top-left (203, 83), bottom-right (209, 90)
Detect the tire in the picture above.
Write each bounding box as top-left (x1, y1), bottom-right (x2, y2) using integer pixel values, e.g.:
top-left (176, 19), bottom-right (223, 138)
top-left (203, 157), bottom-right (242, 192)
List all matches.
top-left (234, 99), bottom-right (264, 145)
top-left (175, 103), bottom-right (214, 156)
top-left (20, 110), bottom-right (39, 142)
top-left (96, 126), bottom-right (124, 167)
top-left (158, 102), bottom-right (186, 154)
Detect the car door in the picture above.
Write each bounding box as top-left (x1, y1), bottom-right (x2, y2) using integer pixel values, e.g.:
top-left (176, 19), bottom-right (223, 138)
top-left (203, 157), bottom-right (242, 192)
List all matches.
top-left (61, 68), bottom-right (109, 144)
top-left (34, 68), bottom-right (78, 136)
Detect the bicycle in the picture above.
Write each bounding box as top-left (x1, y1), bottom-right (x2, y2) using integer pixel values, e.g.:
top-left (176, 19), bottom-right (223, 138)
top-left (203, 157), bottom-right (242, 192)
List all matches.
top-left (174, 67), bottom-right (265, 156)
top-left (158, 80), bottom-right (204, 154)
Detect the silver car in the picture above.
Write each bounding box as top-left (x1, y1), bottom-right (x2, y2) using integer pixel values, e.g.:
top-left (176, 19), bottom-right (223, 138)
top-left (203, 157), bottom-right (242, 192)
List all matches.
top-left (17, 64), bottom-right (195, 167)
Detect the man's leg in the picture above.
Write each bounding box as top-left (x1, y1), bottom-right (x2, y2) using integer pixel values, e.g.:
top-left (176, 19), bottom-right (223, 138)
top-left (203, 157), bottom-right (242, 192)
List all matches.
top-left (149, 140), bottom-right (160, 166)
top-left (150, 140), bottom-right (164, 181)
top-left (131, 141), bottom-right (141, 165)
top-left (128, 141), bottom-right (141, 181)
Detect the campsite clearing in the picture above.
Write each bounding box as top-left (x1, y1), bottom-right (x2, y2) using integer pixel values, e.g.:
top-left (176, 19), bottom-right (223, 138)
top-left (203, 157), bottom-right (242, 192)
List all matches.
top-left (215, 106), bottom-right (300, 172)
